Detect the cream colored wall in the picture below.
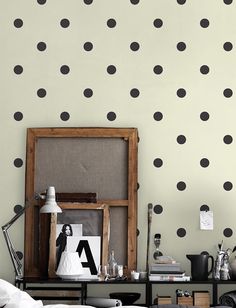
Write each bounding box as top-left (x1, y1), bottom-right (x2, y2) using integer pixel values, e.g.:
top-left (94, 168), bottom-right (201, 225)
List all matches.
top-left (1, 1), bottom-right (236, 290)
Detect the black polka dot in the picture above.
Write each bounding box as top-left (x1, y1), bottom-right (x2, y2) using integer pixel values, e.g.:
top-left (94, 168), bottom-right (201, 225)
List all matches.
top-left (223, 181), bottom-right (233, 191)
top-left (16, 251), bottom-right (23, 260)
top-left (223, 228), bottom-right (233, 237)
top-left (130, 0), bottom-right (139, 4)
top-left (60, 19), bottom-right (70, 28)
top-left (37, 88), bottom-right (47, 98)
top-left (200, 19), bottom-right (209, 28)
top-left (200, 112), bottom-right (209, 121)
top-left (107, 112), bottom-right (116, 121)
top-left (200, 65), bottom-right (210, 74)
top-left (223, 135), bottom-right (233, 144)
top-left (14, 65), bottom-right (23, 74)
top-left (37, 42), bottom-right (47, 51)
top-left (224, 42), bottom-right (233, 51)
top-left (14, 158), bottom-right (23, 168)
top-left (153, 158), bottom-right (163, 168)
top-left (130, 42), bottom-right (140, 51)
top-left (14, 19), bottom-right (23, 28)
top-left (136, 229), bottom-right (140, 236)
top-left (60, 65), bottom-right (70, 74)
top-left (14, 112), bottom-right (23, 121)
top-left (223, 88), bottom-right (233, 98)
top-left (224, 0), bottom-right (233, 4)
top-left (37, 0), bottom-right (46, 4)
top-left (177, 181), bottom-right (186, 191)
top-left (107, 65), bottom-right (116, 74)
top-left (177, 228), bottom-right (186, 237)
top-left (154, 204), bottom-right (163, 214)
top-left (130, 88), bottom-right (140, 98)
top-left (177, 0), bottom-right (186, 4)
top-left (200, 158), bottom-right (210, 168)
top-left (177, 88), bottom-right (186, 98)
top-left (153, 112), bottom-right (163, 121)
top-left (14, 204), bottom-right (24, 214)
top-left (84, 42), bottom-right (93, 51)
top-left (84, 88), bottom-right (93, 98)
top-left (153, 65), bottom-right (163, 75)
top-left (200, 204), bottom-right (210, 211)
top-left (177, 42), bottom-right (186, 51)
top-left (60, 112), bottom-right (70, 121)
top-left (153, 19), bottom-right (163, 28)
top-left (84, 0), bottom-right (93, 4)
top-left (177, 135), bottom-right (186, 144)
top-left (107, 19), bottom-right (116, 28)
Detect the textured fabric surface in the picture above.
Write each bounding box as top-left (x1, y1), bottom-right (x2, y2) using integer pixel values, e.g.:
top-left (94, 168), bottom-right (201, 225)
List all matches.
top-left (0, 279), bottom-right (22, 306)
top-left (220, 291), bottom-right (236, 308)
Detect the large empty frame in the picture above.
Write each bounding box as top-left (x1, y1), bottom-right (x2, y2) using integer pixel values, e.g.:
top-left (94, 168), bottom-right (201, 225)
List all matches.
top-left (24, 127), bottom-right (138, 278)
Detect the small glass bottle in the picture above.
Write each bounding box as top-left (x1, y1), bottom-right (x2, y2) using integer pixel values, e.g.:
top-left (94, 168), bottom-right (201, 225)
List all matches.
top-left (108, 250), bottom-right (118, 278)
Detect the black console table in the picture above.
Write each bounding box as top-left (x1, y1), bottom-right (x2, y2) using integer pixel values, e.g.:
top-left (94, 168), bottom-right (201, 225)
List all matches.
top-left (15, 277), bottom-right (87, 303)
top-left (16, 277), bottom-right (148, 306)
top-left (15, 277), bottom-right (148, 306)
top-left (16, 277), bottom-right (236, 307)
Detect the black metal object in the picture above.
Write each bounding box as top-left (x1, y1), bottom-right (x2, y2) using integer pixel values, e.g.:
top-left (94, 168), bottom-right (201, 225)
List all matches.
top-left (220, 291), bottom-right (236, 308)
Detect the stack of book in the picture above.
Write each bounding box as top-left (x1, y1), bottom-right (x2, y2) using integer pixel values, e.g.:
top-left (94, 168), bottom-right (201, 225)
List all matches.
top-left (149, 262), bottom-right (190, 281)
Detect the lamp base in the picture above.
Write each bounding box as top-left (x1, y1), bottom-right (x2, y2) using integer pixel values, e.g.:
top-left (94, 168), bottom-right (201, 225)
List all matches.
top-left (57, 274), bottom-right (83, 280)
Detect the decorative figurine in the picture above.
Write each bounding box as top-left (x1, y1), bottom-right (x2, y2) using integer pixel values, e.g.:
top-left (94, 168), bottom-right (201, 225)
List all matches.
top-left (153, 233), bottom-right (163, 260)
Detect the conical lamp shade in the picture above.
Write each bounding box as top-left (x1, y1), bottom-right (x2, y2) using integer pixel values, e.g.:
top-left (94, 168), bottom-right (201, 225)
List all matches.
top-left (40, 186), bottom-right (62, 213)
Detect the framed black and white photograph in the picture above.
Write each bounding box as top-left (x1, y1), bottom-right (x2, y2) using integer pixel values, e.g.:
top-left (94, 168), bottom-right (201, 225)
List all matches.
top-left (48, 202), bottom-right (110, 278)
top-left (56, 223), bottom-right (83, 268)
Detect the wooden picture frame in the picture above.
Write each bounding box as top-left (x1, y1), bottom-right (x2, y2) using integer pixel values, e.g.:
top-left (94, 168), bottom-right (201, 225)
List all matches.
top-left (24, 127), bottom-right (138, 277)
top-left (48, 203), bottom-right (110, 278)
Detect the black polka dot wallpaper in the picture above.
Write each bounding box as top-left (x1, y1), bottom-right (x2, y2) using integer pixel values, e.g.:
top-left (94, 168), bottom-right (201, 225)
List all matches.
top-left (1, 0), bottom-right (236, 280)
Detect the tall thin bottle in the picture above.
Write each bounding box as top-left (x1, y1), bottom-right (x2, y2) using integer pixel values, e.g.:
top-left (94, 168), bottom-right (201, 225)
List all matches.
top-left (108, 250), bottom-right (118, 278)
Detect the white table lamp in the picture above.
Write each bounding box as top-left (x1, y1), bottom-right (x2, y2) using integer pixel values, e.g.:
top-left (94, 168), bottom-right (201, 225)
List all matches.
top-left (56, 251), bottom-right (84, 280)
top-left (1, 186), bottom-right (62, 279)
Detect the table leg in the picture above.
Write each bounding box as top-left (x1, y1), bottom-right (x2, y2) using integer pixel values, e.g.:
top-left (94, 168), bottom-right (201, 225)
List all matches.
top-left (81, 283), bottom-right (87, 305)
top-left (212, 281), bottom-right (218, 306)
top-left (146, 281), bottom-right (152, 306)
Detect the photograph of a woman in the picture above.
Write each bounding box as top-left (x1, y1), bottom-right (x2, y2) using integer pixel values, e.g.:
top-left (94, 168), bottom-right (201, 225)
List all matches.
top-left (56, 224), bottom-right (73, 267)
